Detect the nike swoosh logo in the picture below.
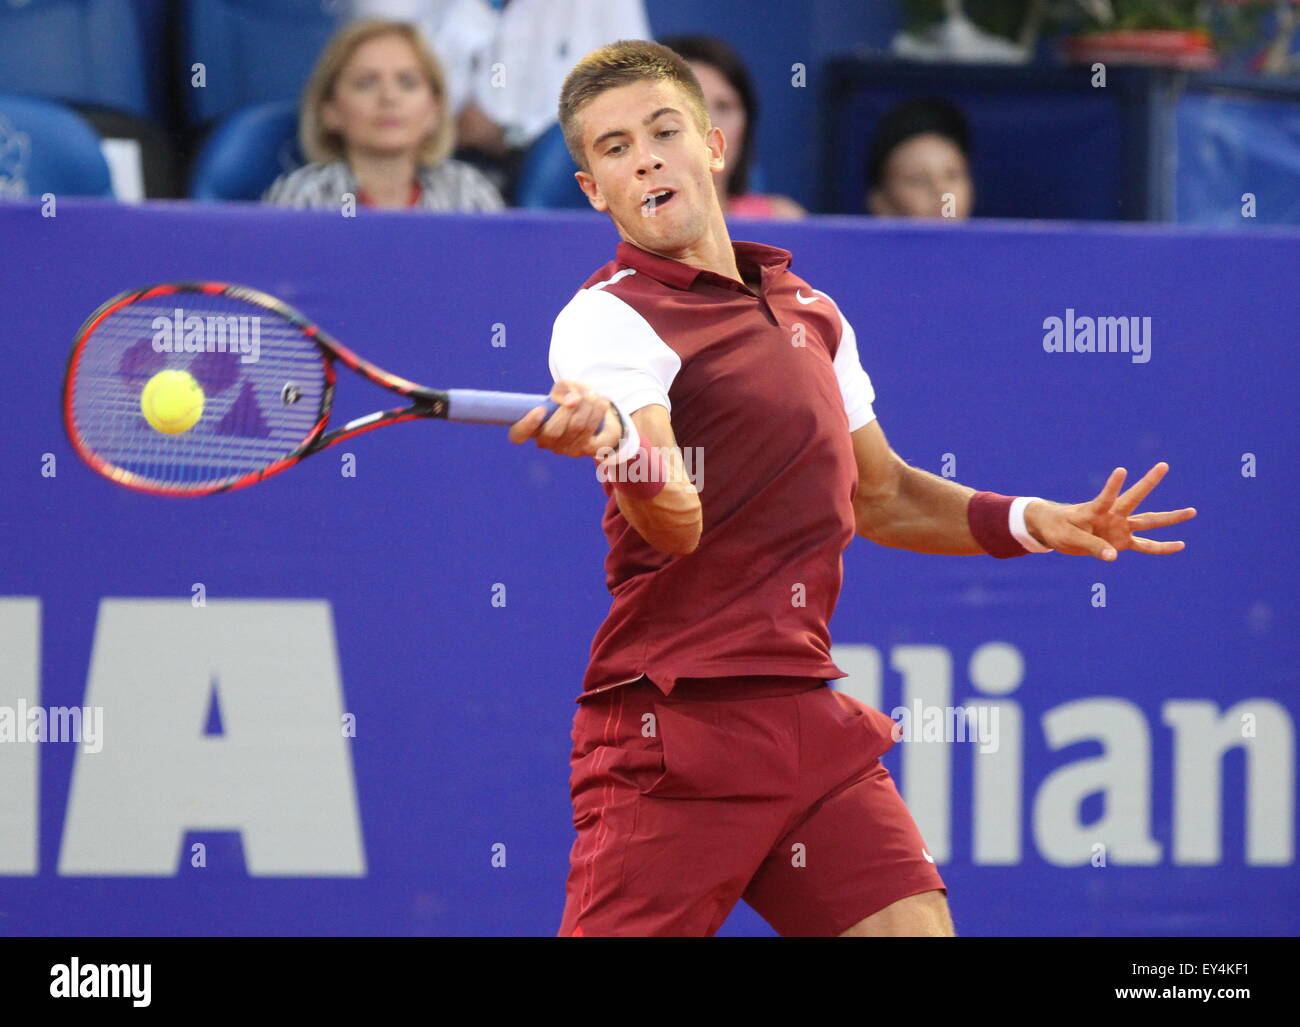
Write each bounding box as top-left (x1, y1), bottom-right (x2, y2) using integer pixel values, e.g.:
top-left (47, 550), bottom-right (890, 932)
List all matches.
top-left (795, 290), bottom-right (819, 305)
top-left (922, 848), bottom-right (935, 863)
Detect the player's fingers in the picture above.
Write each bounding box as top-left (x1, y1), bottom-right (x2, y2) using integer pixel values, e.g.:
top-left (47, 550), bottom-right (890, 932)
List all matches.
top-left (507, 405), bottom-right (547, 445)
top-left (541, 381), bottom-right (612, 455)
top-left (546, 402), bottom-right (585, 450)
top-left (1128, 536), bottom-right (1186, 555)
top-left (1114, 462), bottom-right (1169, 515)
top-left (1060, 523), bottom-right (1118, 561)
top-left (1127, 507), bottom-right (1197, 530)
top-left (596, 407), bottom-right (622, 450)
top-left (547, 380), bottom-right (588, 415)
top-left (1089, 467), bottom-right (1127, 511)
top-left (557, 396), bottom-right (609, 454)
top-left (537, 398), bottom-right (584, 449)
top-left (548, 380), bottom-right (588, 418)
top-left (571, 399), bottom-right (604, 442)
top-left (549, 378), bottom-right (580, 401)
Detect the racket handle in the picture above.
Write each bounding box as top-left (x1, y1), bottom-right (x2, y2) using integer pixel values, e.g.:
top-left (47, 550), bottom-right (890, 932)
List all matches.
top-left (445, 390), bottom-right (557, 425)
top-left (446, 389), bottom-right (600, 434)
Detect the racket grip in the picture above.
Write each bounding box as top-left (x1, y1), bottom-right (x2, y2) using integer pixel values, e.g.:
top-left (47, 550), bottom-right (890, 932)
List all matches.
top-left (446, 389), bottom-right (599, 434)
top-left (445, 390), bottom-right (557, 425)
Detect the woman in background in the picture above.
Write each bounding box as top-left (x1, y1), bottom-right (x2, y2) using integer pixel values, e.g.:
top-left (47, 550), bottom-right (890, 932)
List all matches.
top-left (661, 34), bottom-right (805, 220)
top-left (265, 19), bottom-right (503, 211)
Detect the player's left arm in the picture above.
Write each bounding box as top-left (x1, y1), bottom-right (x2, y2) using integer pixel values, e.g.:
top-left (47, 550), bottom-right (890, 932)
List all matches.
top-left (851, 419), bottom-right (980, 555)
top-left (826, 294), bottom-right (1196, 560)
top-left (851, 421), bottom-right (1196, 560)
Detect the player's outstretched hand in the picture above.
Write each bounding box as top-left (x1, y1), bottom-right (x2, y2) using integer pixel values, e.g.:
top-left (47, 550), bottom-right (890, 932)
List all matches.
top-left (1023, 462), bottom-right (1197, 561)
top-left (508, 379), bottom-right (622, 458)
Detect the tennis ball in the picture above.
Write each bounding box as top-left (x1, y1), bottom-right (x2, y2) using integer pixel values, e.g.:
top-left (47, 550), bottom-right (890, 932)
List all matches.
top-left (141, 369), bottom-right (205, 434)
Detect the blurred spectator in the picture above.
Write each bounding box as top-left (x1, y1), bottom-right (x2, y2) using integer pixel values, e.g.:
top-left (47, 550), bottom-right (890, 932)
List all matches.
top-left (866, 97), bottom-right (973, 220)
top-left (351, 0), bottom-right (650, 200)
top-left (264, 19), bottom-right (503, 211)
top-left (661, 34), bottom-right (805, 220)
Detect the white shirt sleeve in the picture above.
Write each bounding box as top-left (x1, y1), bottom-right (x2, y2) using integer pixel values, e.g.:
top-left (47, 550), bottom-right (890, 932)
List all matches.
top-left (814, 290), bottom-right (876, 432)
top-left (548, 285), bottom-right (680, 419)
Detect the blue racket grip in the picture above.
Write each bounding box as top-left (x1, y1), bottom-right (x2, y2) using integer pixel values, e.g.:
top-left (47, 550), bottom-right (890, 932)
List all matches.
top-left (445, 389), bottom-right (600, 434)
top-left (444, 390), bottom-right (556, 425)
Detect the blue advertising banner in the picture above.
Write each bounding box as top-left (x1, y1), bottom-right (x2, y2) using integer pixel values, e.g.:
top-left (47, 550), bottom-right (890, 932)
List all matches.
top-left (0, 201), bottom-right (1295, 936)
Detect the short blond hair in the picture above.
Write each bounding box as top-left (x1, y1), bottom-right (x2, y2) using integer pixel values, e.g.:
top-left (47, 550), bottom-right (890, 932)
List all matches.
top-left (299, 19), bottom-right (454, 166)
top-left (558, 39), bottom-right (711, 172)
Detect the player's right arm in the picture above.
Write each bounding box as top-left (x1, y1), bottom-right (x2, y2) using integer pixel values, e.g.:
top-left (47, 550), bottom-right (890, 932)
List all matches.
top-left (508, 384), bottom-right (701, 556)
top-left (609, 403), bottom-right (701, 556)
top-left (512, 286), bottom-right (700, 556)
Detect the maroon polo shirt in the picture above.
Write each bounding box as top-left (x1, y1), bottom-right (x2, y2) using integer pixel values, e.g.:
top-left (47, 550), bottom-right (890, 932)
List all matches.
top-left (548, 239), bottom-right (877, 701)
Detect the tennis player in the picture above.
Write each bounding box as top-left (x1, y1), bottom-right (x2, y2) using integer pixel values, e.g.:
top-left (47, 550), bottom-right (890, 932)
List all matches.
top-left (508, 40), bottom-right (1196, 938)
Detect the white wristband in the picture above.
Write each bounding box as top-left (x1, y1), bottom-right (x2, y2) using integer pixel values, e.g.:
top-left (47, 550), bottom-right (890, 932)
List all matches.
top-left (1010, 496), bottom-right (1052, 553)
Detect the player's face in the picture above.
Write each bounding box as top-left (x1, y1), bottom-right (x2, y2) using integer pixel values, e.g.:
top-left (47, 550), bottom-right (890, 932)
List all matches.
top-left (869, 133), bottom-right (973, 220)
top-left (575, 79), bottom-right (727, 256)
top-left (323, 34), bottom-right (441, 159)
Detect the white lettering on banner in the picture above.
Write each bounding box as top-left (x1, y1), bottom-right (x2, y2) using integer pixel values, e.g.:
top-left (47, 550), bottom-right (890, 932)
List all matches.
top-left (0, 599), bottom-right (39, 874)
top-left (1164, 701), bottom-right (1294, 865)
top-left (57, 599), bottom-right (365, 875)
top-left (830, 643), bottom-right (1295, 867)
top-left (972, 697), bottom-right (1022, 864)
top-left (0, 609), bottom-right (1292, 872)
top-left (1034, 699), bottom-right (1163, 864)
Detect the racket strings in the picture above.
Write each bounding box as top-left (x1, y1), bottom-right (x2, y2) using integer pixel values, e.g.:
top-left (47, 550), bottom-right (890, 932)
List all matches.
top-left (68, 294), bottom-right (329, 491)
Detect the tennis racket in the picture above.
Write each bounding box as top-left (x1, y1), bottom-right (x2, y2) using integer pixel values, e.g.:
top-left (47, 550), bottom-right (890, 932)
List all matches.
top-left (63, 282), bottom-right (572, 497)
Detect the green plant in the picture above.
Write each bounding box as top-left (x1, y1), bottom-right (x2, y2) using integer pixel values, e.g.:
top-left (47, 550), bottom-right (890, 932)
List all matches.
top-left (1103, 2), bottom-right (1202, 30)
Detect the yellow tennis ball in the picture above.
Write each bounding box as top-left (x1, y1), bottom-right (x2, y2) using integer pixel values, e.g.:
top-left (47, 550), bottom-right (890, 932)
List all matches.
top-left (141, 369), bottom-right (205, 434)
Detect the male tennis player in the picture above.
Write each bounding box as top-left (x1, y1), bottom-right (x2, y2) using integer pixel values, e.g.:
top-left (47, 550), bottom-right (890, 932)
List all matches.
top-left (508, 40), bottom-right (1196, 937)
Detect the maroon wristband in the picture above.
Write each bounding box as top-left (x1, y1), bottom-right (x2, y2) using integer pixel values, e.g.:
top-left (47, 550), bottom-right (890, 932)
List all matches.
top-left (604, 443), bottom-right (667, 500)
top-left (967, 491), bottom-right (1030, 559)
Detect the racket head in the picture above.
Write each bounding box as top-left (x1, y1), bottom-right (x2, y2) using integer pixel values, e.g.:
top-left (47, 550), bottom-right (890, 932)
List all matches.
top-left (63, 282), bottom-right (334, 496)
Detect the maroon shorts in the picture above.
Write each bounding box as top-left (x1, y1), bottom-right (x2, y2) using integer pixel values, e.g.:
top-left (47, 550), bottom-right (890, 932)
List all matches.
top-left (558, 674), bottom-right (946, 937)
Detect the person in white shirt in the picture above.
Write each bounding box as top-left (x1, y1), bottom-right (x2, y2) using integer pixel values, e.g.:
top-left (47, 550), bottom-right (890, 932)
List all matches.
top-left (350, 0), bottom-right (651, 198)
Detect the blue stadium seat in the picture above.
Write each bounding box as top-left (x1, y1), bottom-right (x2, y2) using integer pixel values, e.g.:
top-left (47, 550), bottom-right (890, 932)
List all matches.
top-left (0, 92), bottom-right (113, 198)
top-left (184, 0), bottom-right (342, 127)
top-left (189, 101), bottom-right (302, 202)
top-left (514, 123), bottom-right (591, 210)
top-left (0, 0), bottom-right (150, 117)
